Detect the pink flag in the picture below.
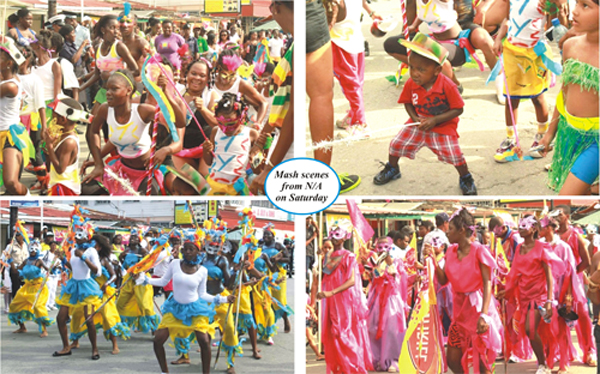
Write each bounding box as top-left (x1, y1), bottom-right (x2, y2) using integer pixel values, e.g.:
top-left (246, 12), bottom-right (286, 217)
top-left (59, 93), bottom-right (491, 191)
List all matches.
top-left (346, 200), bottom-right (374, 244)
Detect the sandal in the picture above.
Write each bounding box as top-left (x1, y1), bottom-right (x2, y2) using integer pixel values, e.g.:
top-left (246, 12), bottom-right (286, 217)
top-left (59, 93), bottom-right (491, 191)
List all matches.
top-left (52, 351), bottom-right (72, 357)
top-left (91, 354), bottom-right (100, 360)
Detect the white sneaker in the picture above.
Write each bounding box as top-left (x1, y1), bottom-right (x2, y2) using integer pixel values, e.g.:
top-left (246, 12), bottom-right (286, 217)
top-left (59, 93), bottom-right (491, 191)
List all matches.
top-left (535, 364), bottom-right (550, 374)
top-left (496, 74), bottom-right (506, 105)
top-left (267, 337), bottom-right (274, 345)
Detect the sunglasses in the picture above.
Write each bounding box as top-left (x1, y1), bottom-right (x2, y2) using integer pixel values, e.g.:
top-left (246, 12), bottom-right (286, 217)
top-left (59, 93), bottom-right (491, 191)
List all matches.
top-left (217, 115), bottom-right (242, 131)
top-left (218, 70), bottom-right (237, 81)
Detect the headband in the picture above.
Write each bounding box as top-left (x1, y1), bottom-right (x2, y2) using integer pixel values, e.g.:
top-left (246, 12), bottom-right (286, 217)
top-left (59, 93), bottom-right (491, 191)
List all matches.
top-left (539, 216), bottom-right (552, 228)
top-left (114, 71), bottom-right (135, 90)
top-left (49, 100), bottom-right (92, 123)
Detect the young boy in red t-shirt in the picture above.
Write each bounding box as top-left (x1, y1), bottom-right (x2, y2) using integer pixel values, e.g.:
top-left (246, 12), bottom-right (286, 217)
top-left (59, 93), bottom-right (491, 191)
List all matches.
top-left (373, 33), bottom-right (477, 195)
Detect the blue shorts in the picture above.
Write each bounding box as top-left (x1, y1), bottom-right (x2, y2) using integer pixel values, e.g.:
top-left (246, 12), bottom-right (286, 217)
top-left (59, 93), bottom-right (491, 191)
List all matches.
top-left (571, 143), bottom-right (599, 185)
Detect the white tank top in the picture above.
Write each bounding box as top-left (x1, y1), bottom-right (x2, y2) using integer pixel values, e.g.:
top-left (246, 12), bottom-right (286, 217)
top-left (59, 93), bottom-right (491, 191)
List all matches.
top-left (49, 134), bottom-right (81, 194)
top-left (33, 59), bottom-right (63, 101)
top-left (507, 0), bottom-right (544, 48)
top-left (213, 76), bottom-right (241, 99)
top-left (208, 126), bottom-right (251, 184)
top-left (417, 0), bottom-right (457, 34)
top-left (18, 73), bottom-right (45, 115)
top-left (0, 78), bottom-right (23, 131)
top-left (107, 104), bottom-right (152, 158)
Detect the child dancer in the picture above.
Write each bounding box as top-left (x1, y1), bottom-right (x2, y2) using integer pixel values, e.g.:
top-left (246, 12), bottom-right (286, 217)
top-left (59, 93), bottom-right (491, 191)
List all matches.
top-left (492, 0), bottom-right (559, 162)
top-left (203, 93), bottom-right (259, 195)
top-left (540, 0), bottom-right (599, 194)
top-left (373, 33), bottom-right (477, 195)
top-left (43, 98), bottom-right (89, 195)
top-left (8, 241), bottom-right (54, 337)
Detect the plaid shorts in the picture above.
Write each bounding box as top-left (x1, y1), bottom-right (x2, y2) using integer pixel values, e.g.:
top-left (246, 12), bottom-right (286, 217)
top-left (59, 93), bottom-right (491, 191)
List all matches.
top-left (389, 125), bottom-right (466, 166)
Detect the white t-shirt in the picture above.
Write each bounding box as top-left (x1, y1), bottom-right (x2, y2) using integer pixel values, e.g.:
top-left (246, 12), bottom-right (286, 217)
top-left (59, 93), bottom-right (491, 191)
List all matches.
top-left (18, 73), bottom-right (45, 115)
top-left (330, 0), bottom-right (365, 54)
top-left (389, 244), bottom-right (410, 261)
top-left (147, 259), bottom-right (226, 305)
top-left (268, 37), bottom-right (284, 58)
top-left (59, 58), bottom-right (80, 90)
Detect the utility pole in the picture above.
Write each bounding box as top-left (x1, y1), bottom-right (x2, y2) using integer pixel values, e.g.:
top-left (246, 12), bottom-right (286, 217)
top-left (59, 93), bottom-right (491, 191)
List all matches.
top-left (9, 206), bottom-right (18, 242)
top-left (48, 0), bottom-right (57, 19)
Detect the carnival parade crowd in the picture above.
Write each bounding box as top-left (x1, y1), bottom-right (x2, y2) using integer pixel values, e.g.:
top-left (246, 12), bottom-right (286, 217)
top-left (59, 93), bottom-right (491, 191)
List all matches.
top-left (0, 0), bottom-right (293, 196)
top-left (1, 206), bottom-right (294, 374)
top-left (306, 0), bottom-right (598, 196)
top-left (308, 206), bottom-right (599, 374)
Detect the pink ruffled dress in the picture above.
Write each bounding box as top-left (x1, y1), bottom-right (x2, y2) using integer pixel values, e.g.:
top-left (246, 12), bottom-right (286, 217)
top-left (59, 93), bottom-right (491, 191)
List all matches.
top-left (321, 250), bottom-right (374, 374)
top-left (366, 258), bottom-right (408, 371)
top-left (445, 242), bottom-right (503, 373)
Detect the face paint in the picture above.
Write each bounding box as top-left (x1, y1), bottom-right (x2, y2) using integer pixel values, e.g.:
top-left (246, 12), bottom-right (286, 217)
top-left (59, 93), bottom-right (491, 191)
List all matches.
top-left (216, 115), bottom-right (242, 133)
top-left (493, 226), bottom-right (504, 236)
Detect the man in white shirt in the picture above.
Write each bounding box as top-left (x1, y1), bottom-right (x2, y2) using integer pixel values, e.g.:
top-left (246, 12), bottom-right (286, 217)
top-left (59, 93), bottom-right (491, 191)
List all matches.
top-left (389, 230), bottom-right (412, 261)
top-left (8, 232), bottom-right (28, 298)
top-left (422, 213), bottom-right (450, 262)
top-left (268, 31), bottom-right (284, 63)
top-left (65, 15), bottom-right (91, 50)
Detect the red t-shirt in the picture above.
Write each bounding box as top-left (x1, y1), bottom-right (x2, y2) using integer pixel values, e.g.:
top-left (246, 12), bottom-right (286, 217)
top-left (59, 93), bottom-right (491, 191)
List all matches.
top-left (398, 73), bottom-right (464, 137)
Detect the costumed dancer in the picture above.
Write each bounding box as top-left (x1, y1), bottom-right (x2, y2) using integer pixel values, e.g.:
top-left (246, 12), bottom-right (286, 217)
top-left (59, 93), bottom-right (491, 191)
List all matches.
top-left (553, 205), bottom-right (596, 366)
top-left (70, 235), bottom-right (131, 354)
top-left (116, 228), bottom-right (159, 333)
top-left (540, 0), bottom-right (599, 194)
top-left (202, 93), bottom-right (259, 195)
top-left (492, 0), bottom-right (559, 162)
top-left (53, 230), bottom-right (103, 360)
top-left (79, 15), bottom-right (139, 117)
top-left (144, 232), bottom-right (234, 374)
top-left (196, 220), bottom-right (242, 373)
top-left (316, 225), bottom-right (374, 374)
top-left (82, 68), bottom-right (185, 195)
top-left (41, 239), bottom-right (61, 311)
top-left (0, 37), bottom-right (34, 195)
top-left (260, 223), bottom-right (292, 333)
top-left (366, 237), bottom-right (408, 372)
top-left (8, 240), bottom-right (54, 337)
top-left (503, 216), bottom-right (565, 374)
top-left (44, 98), bottom-right (90, 195)
top-left (425, 208), bottom-right (503, 374)
top-left (539, 216), bottom-right (585, 373)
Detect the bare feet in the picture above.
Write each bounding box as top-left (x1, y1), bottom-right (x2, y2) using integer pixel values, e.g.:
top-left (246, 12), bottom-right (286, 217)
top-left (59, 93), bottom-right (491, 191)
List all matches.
top-left (284, 319), bottom-right (291, 333)
top-left (40, 330), bottom-right (48, 338)
top-left (171, 357), bottom-right (191, 365)
top-left (252, 350), bottom-right (262, 359)
top-left (226, 367), bottom-right (236, 374)
top-left (111, 347), bottom-right (120, 355)
top-left (70, 341), bottom-right (80, 349)
top-left (316, 354), bottom-right (325, 361)
top-left (13, 327), bottom-right (27, 333)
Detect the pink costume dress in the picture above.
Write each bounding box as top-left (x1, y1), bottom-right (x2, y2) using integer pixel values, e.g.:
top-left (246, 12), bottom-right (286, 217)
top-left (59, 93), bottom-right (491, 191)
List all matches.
top-left (445, 242), bottom-right (503, 373)
top-left (560, 226), bottom-right (596, 360)
top-left (545, 235), bottom-right (586, 370)
top-left (366, 258), bottom-right (408, 371)
top-left (505, 240), bottom-right (566, 365)
top-left (321, 250), bottom-right (373, 374)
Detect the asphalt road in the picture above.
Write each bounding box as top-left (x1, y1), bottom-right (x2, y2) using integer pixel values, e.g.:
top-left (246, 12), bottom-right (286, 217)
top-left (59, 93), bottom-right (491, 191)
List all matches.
top-left (306, 330), bottom-right (596, 374)
top-left (0, 277), bottom-right (295, 374)
top-left (305, 0), bottom-right (563, 196)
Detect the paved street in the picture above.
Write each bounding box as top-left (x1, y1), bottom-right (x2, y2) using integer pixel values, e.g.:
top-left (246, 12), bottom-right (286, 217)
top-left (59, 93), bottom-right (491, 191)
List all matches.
top-left (306, 330), bottom-right (596, 374)
top-left (1, 277), bottom-right (295, 374)
top-left (305, 0), bottom-right (562, 196)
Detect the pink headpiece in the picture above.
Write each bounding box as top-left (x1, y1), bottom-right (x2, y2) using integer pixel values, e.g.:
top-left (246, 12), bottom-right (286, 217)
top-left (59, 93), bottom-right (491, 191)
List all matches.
top-left (222, 54), bottom-right (243, 72)
top-left (254, 61), bottom-right (267, 77)
top-left (539, 216), bottom-right (552, 228)
top-left (519, 216), bottom-right (537, 230)
top-left (375, 237), bottom-right (393, 253)
top-left (328, 223), bottom-right (351, 241)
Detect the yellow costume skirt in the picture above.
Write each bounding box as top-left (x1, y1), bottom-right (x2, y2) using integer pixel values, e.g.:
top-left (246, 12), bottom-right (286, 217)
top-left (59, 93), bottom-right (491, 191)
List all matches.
top-left (213, 289), bottom-right (242, 367)
top-left (56, 277), bottom-right (103, 309)
top-left (252, 281), bottom-right (277, 340)
top-left (236, 285), bottom-right (257, 335)
top-left (503, 40), bottom-right (551, 99)
top-left (70, 278), bottom-right (131, 341)
top-left (116, 273), bottom-right (159, 333)
top-left (157, 295), bottom-right (219, 356)
top-left (8, 277), bottom-right (55, 332)
top-left (0, 124), bottom-right (34, 188)
top-left (271, 268), bottom-right (290, 323)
